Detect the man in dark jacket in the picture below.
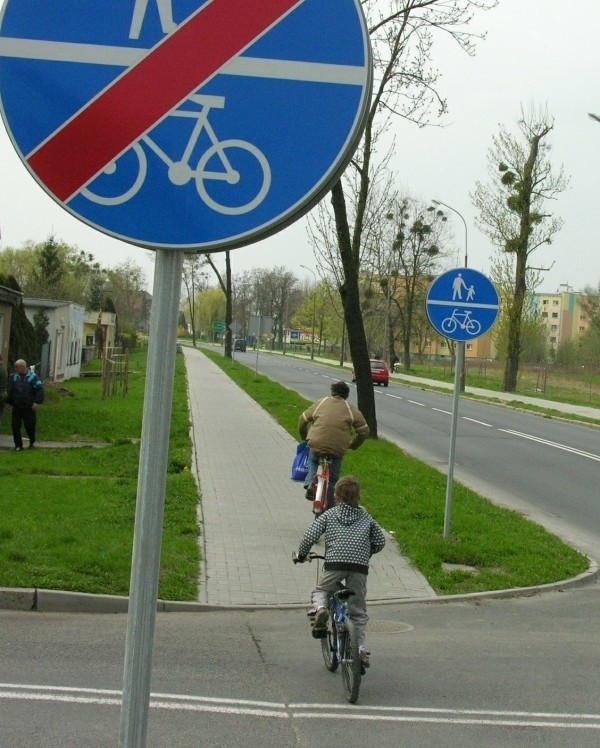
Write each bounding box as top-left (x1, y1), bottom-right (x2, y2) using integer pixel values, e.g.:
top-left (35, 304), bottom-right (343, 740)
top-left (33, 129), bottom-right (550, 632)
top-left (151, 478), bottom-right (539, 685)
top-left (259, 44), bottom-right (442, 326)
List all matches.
top-left (6, 359), bottom-right (45, 450)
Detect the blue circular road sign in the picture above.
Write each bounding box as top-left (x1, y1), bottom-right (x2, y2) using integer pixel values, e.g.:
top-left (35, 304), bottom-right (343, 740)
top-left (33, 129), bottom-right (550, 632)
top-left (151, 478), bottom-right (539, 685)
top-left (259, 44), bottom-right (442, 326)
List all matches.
top-left (426, 268), bottom-right (500, 342)
top-left (0, 0), bottom-right (372, 252)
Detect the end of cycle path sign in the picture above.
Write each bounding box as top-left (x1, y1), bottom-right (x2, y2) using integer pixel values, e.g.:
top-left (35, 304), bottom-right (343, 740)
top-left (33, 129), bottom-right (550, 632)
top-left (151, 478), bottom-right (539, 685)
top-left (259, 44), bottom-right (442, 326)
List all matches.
top-left (0, 0), bottom-right (372, 252)
top-left (426, 268), bottom-right (500, 342)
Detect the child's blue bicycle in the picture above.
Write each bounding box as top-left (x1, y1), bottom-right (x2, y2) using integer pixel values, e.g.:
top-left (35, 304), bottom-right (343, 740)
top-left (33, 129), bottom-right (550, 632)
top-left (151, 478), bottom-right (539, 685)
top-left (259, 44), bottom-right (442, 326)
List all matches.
top-left (293, 551), bottom-right (363, 703)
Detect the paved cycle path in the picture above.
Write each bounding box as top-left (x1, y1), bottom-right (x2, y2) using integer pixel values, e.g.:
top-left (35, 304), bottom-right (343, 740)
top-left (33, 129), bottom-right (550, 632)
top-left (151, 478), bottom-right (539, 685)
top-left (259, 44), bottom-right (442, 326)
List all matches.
top-left (184, 347), bottom-right (436, 606)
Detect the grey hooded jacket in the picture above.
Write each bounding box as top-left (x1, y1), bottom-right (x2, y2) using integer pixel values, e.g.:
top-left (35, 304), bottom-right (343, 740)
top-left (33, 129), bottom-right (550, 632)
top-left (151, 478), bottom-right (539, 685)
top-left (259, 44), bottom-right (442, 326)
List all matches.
top-left (298, 503), bottom-right (386, 575)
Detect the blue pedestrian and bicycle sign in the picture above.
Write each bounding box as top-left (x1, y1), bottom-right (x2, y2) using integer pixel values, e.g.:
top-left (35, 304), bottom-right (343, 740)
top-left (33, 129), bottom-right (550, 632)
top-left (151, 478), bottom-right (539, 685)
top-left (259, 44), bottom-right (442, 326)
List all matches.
top-left (426, 268), bottom-right (500, 342)
top-left (0, 0), bottom-right (372, 252)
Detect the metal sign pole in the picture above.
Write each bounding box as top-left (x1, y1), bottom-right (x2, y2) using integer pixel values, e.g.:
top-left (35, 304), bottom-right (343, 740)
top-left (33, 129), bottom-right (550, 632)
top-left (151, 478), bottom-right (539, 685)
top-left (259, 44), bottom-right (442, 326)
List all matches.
top-left (443, 340), bottom-right (465, 539)
top-left (119, 248), bottom-right (184, 748)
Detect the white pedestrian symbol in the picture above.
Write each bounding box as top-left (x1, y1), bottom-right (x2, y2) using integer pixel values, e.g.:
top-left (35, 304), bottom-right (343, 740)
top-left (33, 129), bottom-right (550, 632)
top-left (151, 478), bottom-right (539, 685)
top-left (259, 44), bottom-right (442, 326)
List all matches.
top-left (466, 284), bottom-right (475, 301)
top-left (452, 272), bottom-right (469, 300)
top-left (129, 0), bottom-right (176, 39)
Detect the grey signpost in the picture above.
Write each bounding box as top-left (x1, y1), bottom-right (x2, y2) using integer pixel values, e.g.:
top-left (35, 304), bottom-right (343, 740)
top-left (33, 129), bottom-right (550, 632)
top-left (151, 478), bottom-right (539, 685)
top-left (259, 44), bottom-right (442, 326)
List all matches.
top-left (426, 268), bottom-right (500, 538)
top-left (0, 1), bottom-right (372, 745)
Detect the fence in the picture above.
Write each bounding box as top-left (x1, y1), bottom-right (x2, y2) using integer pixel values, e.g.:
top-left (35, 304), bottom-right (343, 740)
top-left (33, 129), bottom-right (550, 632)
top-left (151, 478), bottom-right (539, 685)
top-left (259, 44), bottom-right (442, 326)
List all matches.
top-left (101, 349), bottom-right (129, 399)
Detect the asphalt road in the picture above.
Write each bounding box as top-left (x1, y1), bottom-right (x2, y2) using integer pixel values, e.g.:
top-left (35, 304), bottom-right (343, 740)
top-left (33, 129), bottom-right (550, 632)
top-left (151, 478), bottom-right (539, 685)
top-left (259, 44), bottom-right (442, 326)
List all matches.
top-left (241, 351), bottom-right (600, 560)
top-left (2, 586), bottom-right (600, 747)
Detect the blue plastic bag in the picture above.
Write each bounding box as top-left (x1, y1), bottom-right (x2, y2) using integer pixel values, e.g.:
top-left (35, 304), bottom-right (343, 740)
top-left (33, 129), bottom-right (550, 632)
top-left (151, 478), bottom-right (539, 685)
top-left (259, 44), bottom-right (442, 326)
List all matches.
top-left (291, 441), bottom-right (309, 482)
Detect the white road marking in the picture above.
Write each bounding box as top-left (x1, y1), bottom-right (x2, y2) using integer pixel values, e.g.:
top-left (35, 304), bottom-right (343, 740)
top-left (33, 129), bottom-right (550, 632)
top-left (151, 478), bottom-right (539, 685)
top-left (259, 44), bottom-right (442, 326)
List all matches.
top-left (407, 400), bottom-right (426, 407)
top-left (499, 429), bottom-right (600, 462)
top-left (2, 684), bottom-right (599, 729)
top-left (462, 417), bottom-right (493, 427)
top-left (431, 407), bottom-right (452, 416)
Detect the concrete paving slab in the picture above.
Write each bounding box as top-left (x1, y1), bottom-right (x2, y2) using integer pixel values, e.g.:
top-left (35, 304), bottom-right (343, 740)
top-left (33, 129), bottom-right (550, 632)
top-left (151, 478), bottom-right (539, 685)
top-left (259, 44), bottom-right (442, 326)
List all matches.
top-left (184, 347), bottom-right (437, 607)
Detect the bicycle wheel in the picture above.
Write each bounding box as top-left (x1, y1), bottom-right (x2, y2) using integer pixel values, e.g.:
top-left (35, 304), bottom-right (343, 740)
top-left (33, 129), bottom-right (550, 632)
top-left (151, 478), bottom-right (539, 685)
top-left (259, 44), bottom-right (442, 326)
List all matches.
top-left (321, 614), bottom-right (338, 672)
top-left (82, 143), bottom-right (147, 206)
top-left (441, 316), bottom-right (457, 334)
top-left (196, 139), bottom-right (271, 215)
top-left (466, 318), bottom-right (482, 335)
top-left (340, 621), bottom-right (361, 703)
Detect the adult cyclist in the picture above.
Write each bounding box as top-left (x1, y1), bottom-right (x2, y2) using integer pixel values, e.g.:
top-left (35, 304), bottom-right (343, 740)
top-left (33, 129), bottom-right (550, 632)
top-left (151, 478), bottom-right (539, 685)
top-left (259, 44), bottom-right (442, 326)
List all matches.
top-left (298, 380), bottom-right (369, 509)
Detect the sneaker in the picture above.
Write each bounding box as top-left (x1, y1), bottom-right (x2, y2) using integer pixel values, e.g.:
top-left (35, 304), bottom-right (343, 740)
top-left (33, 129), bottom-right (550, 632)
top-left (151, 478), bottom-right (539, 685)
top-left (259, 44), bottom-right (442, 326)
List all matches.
top-left (311, 607), bottom-right (328, 638)
top-left (304, 486), bottom-right (314, 501)
top-left (359, 649), bottom-right (370, 669)
top-left (13, 447), bottom-right (22, 452)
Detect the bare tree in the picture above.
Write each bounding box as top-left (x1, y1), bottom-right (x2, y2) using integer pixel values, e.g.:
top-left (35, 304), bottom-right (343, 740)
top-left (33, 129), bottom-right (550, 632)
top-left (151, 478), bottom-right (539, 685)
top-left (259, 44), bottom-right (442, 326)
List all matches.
top-left (326, 0), bottom-right (497, 436)
top-left (204, 251), bottom-right (233, 356)
top-left (181, 253), bottom-right (207, 347)
top-left (472, 105), bottom-right (569, 391)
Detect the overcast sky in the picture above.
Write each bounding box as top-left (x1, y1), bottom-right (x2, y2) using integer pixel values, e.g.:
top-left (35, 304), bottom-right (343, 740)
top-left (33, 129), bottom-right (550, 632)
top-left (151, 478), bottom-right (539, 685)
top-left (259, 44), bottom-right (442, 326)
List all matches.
top-left (0, 0), bottom-right (598, 294)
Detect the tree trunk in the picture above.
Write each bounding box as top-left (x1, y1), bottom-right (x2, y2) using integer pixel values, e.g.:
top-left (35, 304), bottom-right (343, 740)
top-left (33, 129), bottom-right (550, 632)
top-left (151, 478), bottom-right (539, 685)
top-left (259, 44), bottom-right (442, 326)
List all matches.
top-left (502, 131), bottom-right (541, 392)
top-left (224, 251), bottom-right (233, 358)
top-left (331, 181), bottom-right (377, 438)
top-left (502, 250), bottom-right (526, 391)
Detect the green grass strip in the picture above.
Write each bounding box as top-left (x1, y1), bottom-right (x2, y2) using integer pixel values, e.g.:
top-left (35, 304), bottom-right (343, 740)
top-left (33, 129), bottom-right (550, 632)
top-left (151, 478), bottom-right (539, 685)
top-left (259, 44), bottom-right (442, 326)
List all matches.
top-left (0, 349), bottom-right (200, 600)
top-left (202, 348), bottom-right (588, 595)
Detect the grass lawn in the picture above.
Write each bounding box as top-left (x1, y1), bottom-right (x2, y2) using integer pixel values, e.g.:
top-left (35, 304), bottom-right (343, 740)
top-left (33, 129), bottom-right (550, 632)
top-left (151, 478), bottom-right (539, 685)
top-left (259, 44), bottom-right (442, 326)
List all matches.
top-left (0, 348), bottom-right (200, 600)
top-left (201, 347), bottom-right (589, 594)
top-left (0, 343), bottom-right (590, 600)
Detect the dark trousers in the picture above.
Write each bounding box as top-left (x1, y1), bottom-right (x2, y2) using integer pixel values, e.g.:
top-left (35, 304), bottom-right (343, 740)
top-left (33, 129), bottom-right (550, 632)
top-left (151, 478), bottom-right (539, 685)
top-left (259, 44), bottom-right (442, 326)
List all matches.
top-left (11, 405), bottom-right (36, 448)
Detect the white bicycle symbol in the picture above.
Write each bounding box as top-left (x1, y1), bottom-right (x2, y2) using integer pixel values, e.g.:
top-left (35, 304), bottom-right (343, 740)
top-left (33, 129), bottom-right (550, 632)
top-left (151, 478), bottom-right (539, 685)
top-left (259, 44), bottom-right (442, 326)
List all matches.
top-left (82, 94), bottom-right (271, 216)
top-left (441, 309), bottom-right (482, 336)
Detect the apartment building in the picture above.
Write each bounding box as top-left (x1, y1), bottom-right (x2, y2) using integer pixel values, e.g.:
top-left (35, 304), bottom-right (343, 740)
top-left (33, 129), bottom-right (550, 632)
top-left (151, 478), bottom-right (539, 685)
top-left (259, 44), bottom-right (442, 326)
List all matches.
top-left (534, 284), bottom-right (591, 351)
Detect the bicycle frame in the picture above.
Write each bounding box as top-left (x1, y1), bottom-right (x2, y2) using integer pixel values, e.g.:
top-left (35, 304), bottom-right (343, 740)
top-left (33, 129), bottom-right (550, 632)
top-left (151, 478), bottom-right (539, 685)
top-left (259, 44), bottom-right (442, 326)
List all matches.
top-left (312, 455), bottom-right (332, 515)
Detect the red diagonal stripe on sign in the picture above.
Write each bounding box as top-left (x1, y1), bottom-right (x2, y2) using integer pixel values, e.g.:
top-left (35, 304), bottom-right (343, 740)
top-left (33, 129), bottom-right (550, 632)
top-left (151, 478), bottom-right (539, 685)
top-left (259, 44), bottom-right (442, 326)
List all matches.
top-left (27, 0), bottom-right (303, 202)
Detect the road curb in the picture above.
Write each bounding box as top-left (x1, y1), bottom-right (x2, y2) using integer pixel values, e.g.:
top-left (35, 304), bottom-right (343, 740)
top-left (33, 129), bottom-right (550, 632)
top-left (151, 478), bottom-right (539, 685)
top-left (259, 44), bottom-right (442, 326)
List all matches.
top-left (1, 558), bottom-right (597, 614)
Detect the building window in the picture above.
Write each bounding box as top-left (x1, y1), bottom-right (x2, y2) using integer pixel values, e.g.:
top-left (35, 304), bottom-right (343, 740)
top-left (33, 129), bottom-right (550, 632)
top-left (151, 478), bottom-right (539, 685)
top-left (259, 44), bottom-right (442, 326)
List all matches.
top-left (551, 324), bottom-right (558, 331)
top-left (466, 344), bottom-right (473, 351)
top-left (580, 314), bottom-right (587, 321)
top-left (542, 312), bottom-right (548, 318)
top-left (579, 326), bottom-right (586, 332)
top-left (440, 340), bottom-right (446, 348)
top-left (552, 300), bottom-right (559, 306)
top-left (551, 312), bottom-right (558, 318)
top-left (542, 299), bottom-right (548, 305)
top-left (424, 341), bottom-right (431, 348)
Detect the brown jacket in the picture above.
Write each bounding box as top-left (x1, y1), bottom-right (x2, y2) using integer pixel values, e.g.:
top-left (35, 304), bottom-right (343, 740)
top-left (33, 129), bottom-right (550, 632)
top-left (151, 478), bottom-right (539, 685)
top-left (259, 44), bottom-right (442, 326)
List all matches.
top-left (298, 396), bottom-right (369, 456)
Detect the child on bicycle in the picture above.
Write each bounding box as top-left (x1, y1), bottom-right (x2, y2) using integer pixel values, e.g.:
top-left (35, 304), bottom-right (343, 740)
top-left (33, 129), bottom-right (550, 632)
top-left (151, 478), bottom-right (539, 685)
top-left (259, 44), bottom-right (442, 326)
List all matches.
top-left (295, 475), bottom-right (386, 668)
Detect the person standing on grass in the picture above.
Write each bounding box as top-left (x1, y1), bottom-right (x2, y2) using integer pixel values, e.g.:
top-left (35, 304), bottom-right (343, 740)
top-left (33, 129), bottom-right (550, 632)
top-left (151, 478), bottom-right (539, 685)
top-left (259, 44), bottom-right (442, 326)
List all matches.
top-left (298, 380), bottom-right (369, 509)
top-left (295, 475), bottom-right (386, 669)
top-left (6, 359), bottom-right (45, 451)
top-left (0, 354), bottom-right (7, 420)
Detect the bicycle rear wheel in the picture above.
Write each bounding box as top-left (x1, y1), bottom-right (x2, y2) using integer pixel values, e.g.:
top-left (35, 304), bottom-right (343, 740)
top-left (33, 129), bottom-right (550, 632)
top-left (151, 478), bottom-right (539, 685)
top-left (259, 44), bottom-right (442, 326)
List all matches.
top-left (341, 621), bottom-right (361, 703)
top-left (320, 616), bottom-right (338, 672)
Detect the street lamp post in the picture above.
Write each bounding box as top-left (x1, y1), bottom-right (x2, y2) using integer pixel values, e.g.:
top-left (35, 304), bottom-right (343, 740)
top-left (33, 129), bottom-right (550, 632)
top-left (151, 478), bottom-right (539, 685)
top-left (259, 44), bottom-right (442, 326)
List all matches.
top-left (300, 264), bottom-right (317, 361)
top-left (432, 199), bottom-right (468, 268)
top-left (432, 198), bottom-right (469, 392)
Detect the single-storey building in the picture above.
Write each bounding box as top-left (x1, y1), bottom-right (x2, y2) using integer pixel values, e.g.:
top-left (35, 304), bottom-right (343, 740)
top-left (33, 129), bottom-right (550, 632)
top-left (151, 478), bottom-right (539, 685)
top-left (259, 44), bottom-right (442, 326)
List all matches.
top-left (23, 298), bottom-right (85, 381)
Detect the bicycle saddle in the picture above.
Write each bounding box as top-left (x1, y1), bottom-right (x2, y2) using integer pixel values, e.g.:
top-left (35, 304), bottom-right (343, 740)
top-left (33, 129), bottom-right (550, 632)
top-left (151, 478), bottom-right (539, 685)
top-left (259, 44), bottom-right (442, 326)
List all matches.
top-left (336, 589), bottom-right (356, 601)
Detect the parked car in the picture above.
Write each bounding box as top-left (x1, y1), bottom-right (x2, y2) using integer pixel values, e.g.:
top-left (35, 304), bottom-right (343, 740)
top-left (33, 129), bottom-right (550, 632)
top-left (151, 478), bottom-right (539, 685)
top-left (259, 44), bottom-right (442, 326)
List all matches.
top-left (233, 338), bottom-right (247, 352)
top-left (351, 359), bottom-right (390, 387)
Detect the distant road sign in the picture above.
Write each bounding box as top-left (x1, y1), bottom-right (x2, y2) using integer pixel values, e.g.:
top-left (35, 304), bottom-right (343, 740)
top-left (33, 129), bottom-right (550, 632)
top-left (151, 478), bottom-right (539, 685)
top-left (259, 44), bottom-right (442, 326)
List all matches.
top-left (212, 321), bottom-right (226, 332)
top-left (426, 268), bottom-right (500, 342)
top-left (0, 0), bottom-right (372, 252)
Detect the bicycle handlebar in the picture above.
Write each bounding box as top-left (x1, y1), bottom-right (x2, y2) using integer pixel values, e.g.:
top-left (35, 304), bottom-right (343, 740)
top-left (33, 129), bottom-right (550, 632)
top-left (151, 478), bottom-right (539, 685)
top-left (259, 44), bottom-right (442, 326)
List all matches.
top-left (292, 551), bottom-right (325, 564)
